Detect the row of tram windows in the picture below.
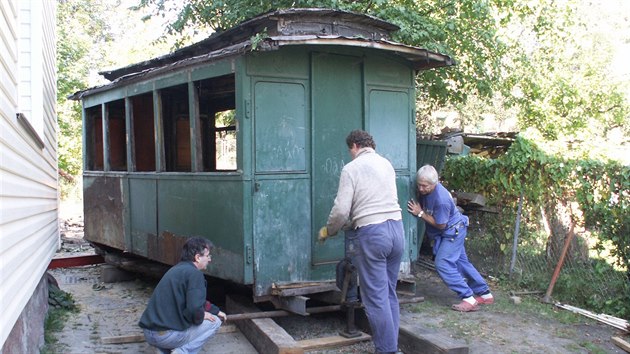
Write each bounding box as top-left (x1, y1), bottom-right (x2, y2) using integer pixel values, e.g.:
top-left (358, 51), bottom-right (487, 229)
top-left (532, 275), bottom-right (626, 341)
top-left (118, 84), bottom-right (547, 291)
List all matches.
top-left (84, 74), bottom-right (237, 173)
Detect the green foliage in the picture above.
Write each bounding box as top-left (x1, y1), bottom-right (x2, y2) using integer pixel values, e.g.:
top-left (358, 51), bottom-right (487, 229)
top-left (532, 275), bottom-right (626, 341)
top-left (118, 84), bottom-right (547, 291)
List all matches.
top-left (443, 136), bottom-right (630, 316)
top-left (445, 137), bottom-right (629, 266)
top-left (132, 1), bottom-right (629, 143)
top-left (42, 285), bottom-right (78, 352)
top-left (499, 0), bottom-right (630, 140)
top-left (57, 0), bottom-right (179, 183)
top-left (133, 0), bottom-right (508, 113)
top-left (57, 0), bottom-right (121, 178)
top-left (250, 27), bottom-right (268, 51)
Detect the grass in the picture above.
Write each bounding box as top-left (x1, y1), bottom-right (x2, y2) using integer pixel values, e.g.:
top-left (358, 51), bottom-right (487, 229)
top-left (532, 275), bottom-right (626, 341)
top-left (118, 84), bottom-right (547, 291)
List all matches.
top-left (577, 341), bottom-right (608, 354)
top-left (41, 306), bottom-right (76, 354)
top-left (41, 287), bottom-right (78, 354)
top-left (405, 288), bottom-right (596, 337)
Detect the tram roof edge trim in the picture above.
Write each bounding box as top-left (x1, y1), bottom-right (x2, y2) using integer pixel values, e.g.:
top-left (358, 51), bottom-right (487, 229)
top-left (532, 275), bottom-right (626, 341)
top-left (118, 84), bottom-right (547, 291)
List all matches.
top-left (98, 8), bottom-right (401, 82)
top-left (68, 35), bottom-right (453, 101)
top-left (265, 35), bottom-right (454, 70)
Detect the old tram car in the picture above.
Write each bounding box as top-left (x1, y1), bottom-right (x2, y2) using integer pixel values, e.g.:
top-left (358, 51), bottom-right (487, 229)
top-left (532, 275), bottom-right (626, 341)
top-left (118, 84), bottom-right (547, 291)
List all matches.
top-left (70, 9), bottom-right (453, 310)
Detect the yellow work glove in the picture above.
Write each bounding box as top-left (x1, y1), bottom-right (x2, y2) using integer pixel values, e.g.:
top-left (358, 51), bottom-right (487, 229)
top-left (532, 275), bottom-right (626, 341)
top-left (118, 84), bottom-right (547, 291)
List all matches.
top-left (318, 226), bottom-right (329, 243)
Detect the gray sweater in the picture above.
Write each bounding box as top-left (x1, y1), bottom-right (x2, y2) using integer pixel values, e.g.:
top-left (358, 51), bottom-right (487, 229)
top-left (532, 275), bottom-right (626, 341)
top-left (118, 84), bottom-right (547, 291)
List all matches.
top-left (326, 147), bottom-right (402, 235)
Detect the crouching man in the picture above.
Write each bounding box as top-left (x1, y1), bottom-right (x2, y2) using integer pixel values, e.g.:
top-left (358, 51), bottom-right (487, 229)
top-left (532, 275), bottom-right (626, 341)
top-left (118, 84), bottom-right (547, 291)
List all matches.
top-left (139, 237), bottom-right (227, 354)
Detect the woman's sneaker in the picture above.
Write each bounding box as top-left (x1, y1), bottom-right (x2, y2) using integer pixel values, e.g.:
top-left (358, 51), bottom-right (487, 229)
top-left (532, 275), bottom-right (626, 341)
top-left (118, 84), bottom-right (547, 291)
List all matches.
top-left (451, 300), bottom-right (479, 312)
top-left (474, 293), bottom-right (494, 305)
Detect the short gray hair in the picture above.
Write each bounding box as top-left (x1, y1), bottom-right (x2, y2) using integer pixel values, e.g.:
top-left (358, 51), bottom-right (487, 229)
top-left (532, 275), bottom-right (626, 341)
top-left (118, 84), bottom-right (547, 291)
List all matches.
top-left (416, 165), bottom-right (438, 185)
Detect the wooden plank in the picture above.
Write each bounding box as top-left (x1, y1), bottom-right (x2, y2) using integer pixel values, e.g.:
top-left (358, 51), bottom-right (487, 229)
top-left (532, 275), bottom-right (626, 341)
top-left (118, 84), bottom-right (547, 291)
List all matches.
top-left (297, 332), bottom-right (371, 350)
top-left (218, 324), bottom-right (238, 334)
top-left (355, 311), bottom-right (468, 354)
top-left (556, 303), bottom-right (630, 332)
top-left (454, 192), bottom-right (486, 207)
top-left (273, 281), bottom-right (335, 290)
top-left (101, 334), bottom-right (144, 344)
top-left (277, 283), bottom-right (339, 297)
top-left (226, 295), bottom-right (304, 354)
top-left (99, 324), bottom-right (237, 345)
top-left (398, 324), bottom-right (468, 354)
top-left (227, 310), bottom-right (291, 321)
top-left (612, 337), bottom-right (630, 353)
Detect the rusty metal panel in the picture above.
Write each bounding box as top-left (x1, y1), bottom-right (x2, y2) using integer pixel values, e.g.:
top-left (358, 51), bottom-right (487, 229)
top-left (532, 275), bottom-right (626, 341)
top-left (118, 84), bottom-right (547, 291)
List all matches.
top-left (83, 175), bottom-right (126, 250)
top-left (156, 177), bottom-right (247, 283)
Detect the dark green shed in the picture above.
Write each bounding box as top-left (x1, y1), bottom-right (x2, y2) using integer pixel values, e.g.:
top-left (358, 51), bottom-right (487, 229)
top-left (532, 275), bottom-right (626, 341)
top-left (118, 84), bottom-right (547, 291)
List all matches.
top-left (70, 8), bottom-right (453, 307)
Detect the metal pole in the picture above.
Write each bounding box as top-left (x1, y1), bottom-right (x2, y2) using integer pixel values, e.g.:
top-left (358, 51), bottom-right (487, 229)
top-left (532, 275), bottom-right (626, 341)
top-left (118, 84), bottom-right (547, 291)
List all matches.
top-left (509, 191), bottom-right (524, 278)
top-left (542, 222), bottom-right (576, 303)
top-left (225, 297), bottom-right (425, 321)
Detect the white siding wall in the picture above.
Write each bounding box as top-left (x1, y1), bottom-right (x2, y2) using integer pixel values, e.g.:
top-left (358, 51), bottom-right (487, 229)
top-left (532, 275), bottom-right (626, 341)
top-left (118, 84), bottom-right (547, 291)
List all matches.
top-left (0, 0), bottom-right (58, 349)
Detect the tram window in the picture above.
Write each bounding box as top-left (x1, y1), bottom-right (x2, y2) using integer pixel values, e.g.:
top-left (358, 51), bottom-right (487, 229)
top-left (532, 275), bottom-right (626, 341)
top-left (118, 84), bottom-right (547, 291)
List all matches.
top-left (161, 84), bottom-right (191, 172)
top-left (85, 106), bottom-right (104, 171)
top-left (131, 93), bottom-right (155, 172)
top-left (107, 99), bottom-right (127, 171)
top-left (196, 74), bottom-right (237, 172)
top-left (215, 110), bottom-right (237, 170)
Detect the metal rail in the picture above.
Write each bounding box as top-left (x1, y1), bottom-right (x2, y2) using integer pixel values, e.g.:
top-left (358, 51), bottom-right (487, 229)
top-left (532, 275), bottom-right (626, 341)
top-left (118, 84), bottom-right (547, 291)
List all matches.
top-left (48, 254), bottom-right (105, 269)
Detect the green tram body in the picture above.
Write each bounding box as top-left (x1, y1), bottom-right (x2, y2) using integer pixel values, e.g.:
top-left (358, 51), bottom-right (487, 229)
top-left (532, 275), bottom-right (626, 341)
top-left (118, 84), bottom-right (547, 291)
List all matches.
top-left (71, 9), bottom-right (453, 300)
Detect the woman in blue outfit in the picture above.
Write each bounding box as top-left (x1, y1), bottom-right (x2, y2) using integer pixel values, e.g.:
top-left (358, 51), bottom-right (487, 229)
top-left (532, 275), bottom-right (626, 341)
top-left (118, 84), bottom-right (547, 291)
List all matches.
top-left (407, 165), bottom-right (493, 312)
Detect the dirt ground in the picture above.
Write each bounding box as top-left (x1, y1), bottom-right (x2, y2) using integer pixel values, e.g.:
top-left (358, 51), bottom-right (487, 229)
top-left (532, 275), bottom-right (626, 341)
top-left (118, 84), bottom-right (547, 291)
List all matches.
top-left (46, 202), bottom-right (629, 354)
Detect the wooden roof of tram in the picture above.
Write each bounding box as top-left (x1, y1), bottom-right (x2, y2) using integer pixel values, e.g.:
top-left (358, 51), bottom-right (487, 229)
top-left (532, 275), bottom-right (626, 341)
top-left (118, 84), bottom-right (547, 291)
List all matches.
top-left (70, 8), bottom-right (454, 100)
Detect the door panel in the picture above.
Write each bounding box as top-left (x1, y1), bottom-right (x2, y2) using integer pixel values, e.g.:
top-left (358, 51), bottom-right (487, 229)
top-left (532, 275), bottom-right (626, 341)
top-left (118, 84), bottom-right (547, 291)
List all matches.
top-left (254, 81), bottom-right (307, 172)
top-left (311, 53), bottom-right (363, 265)
top-left (368, 90), bottom-right (410, 170)
top-left (252, 179), bottom-right (311, 296)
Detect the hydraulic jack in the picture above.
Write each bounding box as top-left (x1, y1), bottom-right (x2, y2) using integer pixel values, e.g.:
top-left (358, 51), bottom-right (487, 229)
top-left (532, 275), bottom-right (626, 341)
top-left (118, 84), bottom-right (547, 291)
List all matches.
top-left (336, 257), bottom-right (361, 338)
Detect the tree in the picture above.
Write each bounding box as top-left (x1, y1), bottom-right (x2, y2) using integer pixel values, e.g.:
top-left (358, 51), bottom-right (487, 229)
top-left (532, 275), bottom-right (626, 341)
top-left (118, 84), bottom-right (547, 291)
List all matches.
top-left (57, 0), bottom-right (184, 185)
top-left (57, 0), bottom-right (115, 177)
top-left (133, 0), bottom-right (629, 146)
top-left (133, 0), bottom-right (507, 114)
top-left (499, 0), bottom-right (630, 141)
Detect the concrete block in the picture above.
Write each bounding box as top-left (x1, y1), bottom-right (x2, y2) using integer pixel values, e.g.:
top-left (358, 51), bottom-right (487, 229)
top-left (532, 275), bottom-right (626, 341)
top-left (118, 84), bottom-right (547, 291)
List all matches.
top-left (101, 265), bottom-right (136, 283)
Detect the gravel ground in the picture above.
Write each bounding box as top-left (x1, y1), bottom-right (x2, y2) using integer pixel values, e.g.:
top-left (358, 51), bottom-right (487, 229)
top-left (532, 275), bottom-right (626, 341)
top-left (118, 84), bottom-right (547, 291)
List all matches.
top-left (46, 202), bottom-right (628, 353)
top-left (49, 203), bottom-right (375, 353)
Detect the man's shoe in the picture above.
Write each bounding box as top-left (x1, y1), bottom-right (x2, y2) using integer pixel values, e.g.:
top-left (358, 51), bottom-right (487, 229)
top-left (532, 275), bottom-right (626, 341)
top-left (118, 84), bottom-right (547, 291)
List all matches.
top-left (475, 294), bottom-right (494, 305)
top-left (451, 300), bottom-right (479, 312)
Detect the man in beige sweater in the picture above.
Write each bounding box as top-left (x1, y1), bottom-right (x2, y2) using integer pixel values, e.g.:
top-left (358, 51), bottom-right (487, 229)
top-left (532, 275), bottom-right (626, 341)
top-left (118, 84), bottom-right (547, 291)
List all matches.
top-left (319, 130), bottom-right (404, 354)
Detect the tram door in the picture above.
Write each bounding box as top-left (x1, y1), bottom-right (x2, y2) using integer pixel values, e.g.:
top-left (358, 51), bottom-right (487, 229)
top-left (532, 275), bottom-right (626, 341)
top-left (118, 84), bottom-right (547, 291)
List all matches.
top-left (252, 79), bottom-right (312, 294)
top-left (311, 53), bottom-right (363, 268)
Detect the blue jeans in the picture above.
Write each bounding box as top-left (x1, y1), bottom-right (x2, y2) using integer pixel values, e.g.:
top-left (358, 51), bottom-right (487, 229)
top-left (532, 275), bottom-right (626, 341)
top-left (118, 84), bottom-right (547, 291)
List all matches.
top-left (433, 224), bottom-right (489, 298)
top-left (346, 219), bottom-right (404, 353)
top-left (143, 317), bottom-right (222, 354)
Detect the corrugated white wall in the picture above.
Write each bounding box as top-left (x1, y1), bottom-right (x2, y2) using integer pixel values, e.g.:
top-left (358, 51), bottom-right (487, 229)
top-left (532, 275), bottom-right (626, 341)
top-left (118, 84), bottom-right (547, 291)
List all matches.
top-left (0, 0), bottom-right (58, 348)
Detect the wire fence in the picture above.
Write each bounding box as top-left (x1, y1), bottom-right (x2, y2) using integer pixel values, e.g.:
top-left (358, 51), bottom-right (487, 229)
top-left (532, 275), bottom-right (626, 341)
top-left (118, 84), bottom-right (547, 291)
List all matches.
top-left (461, 207), bottom-right (629, 317)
